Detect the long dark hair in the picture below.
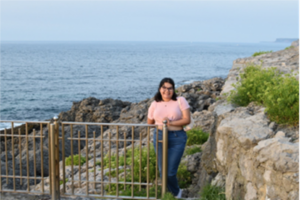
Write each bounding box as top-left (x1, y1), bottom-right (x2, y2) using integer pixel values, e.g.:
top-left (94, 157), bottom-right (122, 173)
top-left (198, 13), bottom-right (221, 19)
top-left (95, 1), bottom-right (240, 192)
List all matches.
top-left (154, 77), bottom-right (177, 102)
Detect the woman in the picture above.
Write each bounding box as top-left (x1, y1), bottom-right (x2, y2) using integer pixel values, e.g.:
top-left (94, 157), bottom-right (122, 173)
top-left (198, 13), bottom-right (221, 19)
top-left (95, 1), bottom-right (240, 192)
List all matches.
top-left (147, 77), bottom-right (190, 198)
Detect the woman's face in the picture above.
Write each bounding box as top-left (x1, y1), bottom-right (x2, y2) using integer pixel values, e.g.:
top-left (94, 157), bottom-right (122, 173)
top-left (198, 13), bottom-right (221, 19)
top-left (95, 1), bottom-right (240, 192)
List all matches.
top-left (159, 82), bottom-right (174, 101)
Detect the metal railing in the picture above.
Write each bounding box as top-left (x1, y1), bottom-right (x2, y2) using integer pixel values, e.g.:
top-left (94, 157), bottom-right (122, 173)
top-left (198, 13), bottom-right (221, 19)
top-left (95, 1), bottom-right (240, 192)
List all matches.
top-left (0, 119), bottom-right (168, 200)
top-left (0, 120), bottom-right (51, 195)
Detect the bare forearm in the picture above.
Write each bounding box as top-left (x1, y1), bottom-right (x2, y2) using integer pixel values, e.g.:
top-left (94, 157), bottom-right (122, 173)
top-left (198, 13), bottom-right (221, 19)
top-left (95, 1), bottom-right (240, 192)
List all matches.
top-left (169, 118), bottom-right (190, 126)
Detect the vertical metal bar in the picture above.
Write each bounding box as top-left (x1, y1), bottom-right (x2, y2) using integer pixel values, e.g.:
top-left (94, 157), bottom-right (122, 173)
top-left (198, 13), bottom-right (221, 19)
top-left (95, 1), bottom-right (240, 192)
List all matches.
top-left (85, 125), bottom-right (89, 195)
top-left (131, 126), bottom-right (134, 198)
top-left (124, 130), bottom-right (126, 190)
top-left (33, 129), bottom-right (37, 186)
top-left (0, 127), bottom-right (2, 190)
top-left (62, 124), bottom-right (66, 194)
top-left (147, 127), bottom-right (150, 198)
top-left (25, 123), bottom-right (30, 192)
top-left (48, 123), bottom-right (52, 194)
top-left (70, 125), bottom-right (74, 195)
top-left (93, 131), bottom-right (96, 190)
top-left (139, 129), bottom-right (142, 191)
top-left (155, 127), bottom-right (158, 199)
top-left (18, 128), bottom-right (22, 186)
top-left (40, 124), bottom-right (44, 193)
top-left (53, 117), bottom-right (60, 199)
top-left (108, 130), bottom-right (111, 192)
top-left (4, 128), bottom-right (8, 184)
top-left (100, 125), bottom-right (104, 197)
top-left (11, 122), bottom-right (16, 191)
top-left (116, 126), bottom-right (119, 196)
top-left (50, 124), bottom-right (59, 200)
top-left (78, 130), bottom-right (81, 189)
top-left (161, 120), bottom-right (168, 196)
top-left (10, 122), bottom-right (16, 191)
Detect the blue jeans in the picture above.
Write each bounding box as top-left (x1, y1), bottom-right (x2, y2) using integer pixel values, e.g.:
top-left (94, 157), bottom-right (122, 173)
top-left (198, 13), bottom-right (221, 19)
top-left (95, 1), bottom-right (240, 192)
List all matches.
top-left (153, 129), bottom-right (187, 196)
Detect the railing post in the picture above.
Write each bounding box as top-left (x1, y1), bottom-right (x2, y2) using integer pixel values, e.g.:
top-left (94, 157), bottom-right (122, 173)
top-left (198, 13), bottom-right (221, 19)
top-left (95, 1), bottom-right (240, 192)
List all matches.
top-left (161, 120), bottom-right (168, 196)
top-left (50, 117), bottom-right (60, 200)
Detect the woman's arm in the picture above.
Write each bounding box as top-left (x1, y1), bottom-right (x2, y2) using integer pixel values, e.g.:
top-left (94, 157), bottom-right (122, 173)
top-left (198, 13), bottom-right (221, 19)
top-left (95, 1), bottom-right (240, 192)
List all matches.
top-left (147, 118), bottom-right (155, 124)
top-left (165, 108), bottom-right (191, 126)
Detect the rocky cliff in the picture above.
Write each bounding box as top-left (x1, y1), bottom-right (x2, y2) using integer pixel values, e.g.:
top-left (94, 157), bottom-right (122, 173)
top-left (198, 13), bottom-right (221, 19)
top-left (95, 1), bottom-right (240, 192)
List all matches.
top-left (199, 41), bottom-right (299, 200)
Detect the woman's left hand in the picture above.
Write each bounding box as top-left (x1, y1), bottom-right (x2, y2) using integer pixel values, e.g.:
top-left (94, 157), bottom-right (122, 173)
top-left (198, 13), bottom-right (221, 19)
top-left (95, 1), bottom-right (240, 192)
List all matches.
top-left (163, 117), bottom-right (170, 126)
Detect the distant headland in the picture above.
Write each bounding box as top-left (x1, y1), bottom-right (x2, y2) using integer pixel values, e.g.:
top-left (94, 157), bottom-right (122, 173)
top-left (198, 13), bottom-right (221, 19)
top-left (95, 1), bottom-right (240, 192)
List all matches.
top-left (261, 38), bottom-right (299, 43)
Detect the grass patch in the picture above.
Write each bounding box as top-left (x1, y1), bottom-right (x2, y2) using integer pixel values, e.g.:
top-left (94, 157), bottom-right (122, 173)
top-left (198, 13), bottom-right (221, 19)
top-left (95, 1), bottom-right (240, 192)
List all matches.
top-left (200, 184), bottom-right (226, 200)
top-left (252, 50), bottom-right (272, 57)
top-left (285, 46), bottom-right (294, 50)
top-left (186, 128), bottom-right (209, 146)
top-left (95, 161), bottom-right (101, 166)
top-left (161, 192), bottom-right (177, 200)
top-left (185, 146), bottom-right (202, 155)
top-left (114, 185), bottom-right (162, 199)
top-left (228, 65), bottom-right (299, 125)
top-left (65, 154), bottom-right (86, 166)
top-left (60, 178), bottom-right (68, 185)
top-left (177, 164), bottom-right (193, 188)
top-left (103, 145), bottom-right (193, 196)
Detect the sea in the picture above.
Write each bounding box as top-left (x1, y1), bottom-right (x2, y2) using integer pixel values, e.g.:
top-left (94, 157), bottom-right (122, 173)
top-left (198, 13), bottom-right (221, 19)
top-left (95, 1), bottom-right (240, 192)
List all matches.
top-left (0, 41), bottom-right (289, 129)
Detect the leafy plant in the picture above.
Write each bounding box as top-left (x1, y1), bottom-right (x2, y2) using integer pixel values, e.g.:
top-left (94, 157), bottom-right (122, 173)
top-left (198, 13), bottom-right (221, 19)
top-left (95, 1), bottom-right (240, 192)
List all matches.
top-left (161, 192), bottom-right (177, 200)
top-left (228, 65), bottom-right (299, 125)
top-left (177, 164), bottom-right (193, 188)
top-left (186, 128), bottom-right (209, 146)
top-left (60, 178), bottom-right (68, 185)
top-left (263, 74), bottom-right (299, 125)
top-left (285, 46), bottom-right (294, 50)
top-left (185, 146), bottom-right (202, 155)
top-left (103, 144), bottom-right (193, 197)
top-left (252, 50), bottom-right (273, 57)
top-left (199, 184), bottom-right (226, 200)
top-left (95, 161), bottom-right (101, 166)
top-left (228, 65), bottom-right (281, 106)
top-left (114, 185), bottom-right (161, 199)
top-left (65, 154), bottom-right (86, 166)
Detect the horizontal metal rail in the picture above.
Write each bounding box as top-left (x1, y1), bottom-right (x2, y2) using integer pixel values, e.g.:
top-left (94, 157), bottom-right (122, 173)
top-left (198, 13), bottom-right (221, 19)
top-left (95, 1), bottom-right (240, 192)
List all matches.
top-left (62, 121), bottom-right (157, 126)
top-left (0, 120), bottom-right (50, 123)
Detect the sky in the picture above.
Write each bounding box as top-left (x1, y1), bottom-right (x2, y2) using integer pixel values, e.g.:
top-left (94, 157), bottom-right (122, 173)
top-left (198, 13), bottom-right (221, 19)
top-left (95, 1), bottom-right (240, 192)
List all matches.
top-left (0, 0), bottom-right (299, 43)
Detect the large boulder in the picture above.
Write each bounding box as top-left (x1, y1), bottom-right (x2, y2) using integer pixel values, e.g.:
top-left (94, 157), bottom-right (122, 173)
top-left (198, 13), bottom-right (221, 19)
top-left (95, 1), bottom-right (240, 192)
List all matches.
top-left (58, 97), bottom-right (131, 122)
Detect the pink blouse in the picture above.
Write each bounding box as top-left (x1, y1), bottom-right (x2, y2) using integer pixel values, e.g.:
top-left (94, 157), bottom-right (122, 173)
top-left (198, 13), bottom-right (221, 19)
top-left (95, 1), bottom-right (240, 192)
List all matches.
top-left (147, 97), bottom-right (190, 125)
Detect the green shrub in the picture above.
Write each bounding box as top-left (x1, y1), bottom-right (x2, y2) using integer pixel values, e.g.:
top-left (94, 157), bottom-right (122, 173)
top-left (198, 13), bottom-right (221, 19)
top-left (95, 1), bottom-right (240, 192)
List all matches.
top-left (114, 185), bottom-right (161, 199)
top-left (177, 163), bottom-right (193, 188)
top-left (104, 144), bottom-right (193, 196)
top-left (60, 178), bottom-right (68, 185)
top-left (185, 146), bottom-right (202, 155)
top-left (228, 65), bottom-right (282, 106)
top-left (285, 46), bottom-right (294, 50)
top-left (186, 128), bottom-right (209, 146)
top-left (161, 192), bottom-right (177, 200)
top-left (228, 65), bottom-right (299, 125)
top-left (263, 74), bottom-right (299, 125)
top-left (95, 161), bottom-right (101, 166)
top-left (65, 154), bottom-right (86, 166)
top-left (103, 145), bottom-right (157, 182)
top-left (252, 50), bottom-right (273, 57)
top-left (200, 184), bottom-right (226, 200)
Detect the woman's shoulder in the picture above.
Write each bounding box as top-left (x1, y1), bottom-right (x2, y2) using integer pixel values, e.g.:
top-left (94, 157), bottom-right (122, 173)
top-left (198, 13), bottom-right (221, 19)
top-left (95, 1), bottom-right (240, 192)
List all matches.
top-left (176, 96), bottom-right (187, 101)
top-left (149, 100), bottom-right (158, 106)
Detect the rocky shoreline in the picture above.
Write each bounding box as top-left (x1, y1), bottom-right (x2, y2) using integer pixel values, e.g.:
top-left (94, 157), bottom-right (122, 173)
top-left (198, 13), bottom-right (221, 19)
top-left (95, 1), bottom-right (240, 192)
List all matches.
top-left (1, 40), bottom-right (299, 200)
